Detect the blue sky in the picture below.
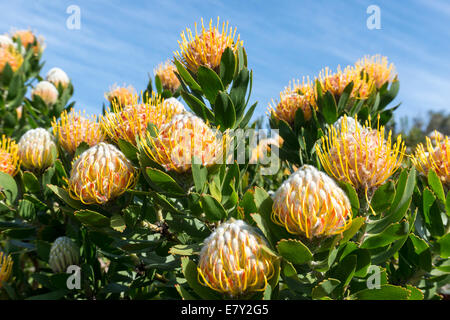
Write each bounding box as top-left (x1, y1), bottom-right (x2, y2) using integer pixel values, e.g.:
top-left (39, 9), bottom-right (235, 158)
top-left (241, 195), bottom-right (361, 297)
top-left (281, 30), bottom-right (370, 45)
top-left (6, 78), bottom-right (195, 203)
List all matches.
top-left (1, 0), bottom-right (449, 126)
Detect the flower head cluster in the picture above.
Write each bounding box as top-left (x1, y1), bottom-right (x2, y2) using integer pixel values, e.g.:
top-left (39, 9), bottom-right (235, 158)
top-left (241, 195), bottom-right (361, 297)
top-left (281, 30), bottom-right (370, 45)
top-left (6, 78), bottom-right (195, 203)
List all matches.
top-left (101, 94), bottom-right (184, 145)
top-left (175, 17), bottom-right (242, 74)
top-left (355, 54), bottom-right (396, 89)
top-left (141, 113), bottom-right (226, 173)
top-left (0, 44), bottom-right (23, 73)
top-left (46, 67), bottom-right (70, 89)
top-left (316, 115), bottom-right (405, 191)
top-left (49, 236), bottom-right (80, 273)
top-left (269, 78), bottom-right (317, 124)
top-left (18, 128), bottom-right (57, 171)
top-left (105, 84), bottom-right (137, 107)
top-left (12, 29), bottom-right (44, 54)
top-left (412, 132), bottom-right (450, 187)
top-left (272, 165), bottom-right (352, 239)
top-left (0, 251), bottom-right (13, 288)
top-left (32, 80), bottom-right (59, 105)
top-left (52, 110), bottom-right (105, 154)
top-left (154, 60), bottom-right (181, 94)
top-left (0, 135), bottom-right (19, 176)
top-left (66, 143), bottom-right (136, 204)
top-left (198, 219), bottom-right (275, 297)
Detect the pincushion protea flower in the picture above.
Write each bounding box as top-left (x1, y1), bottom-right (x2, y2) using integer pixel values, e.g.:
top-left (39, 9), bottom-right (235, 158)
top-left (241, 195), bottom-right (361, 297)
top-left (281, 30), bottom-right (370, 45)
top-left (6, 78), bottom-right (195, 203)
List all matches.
top-left (269, 78), bottom-right (317, 124)
top-left (0, 252), bottom-right (13, 288)
top-left (272, 165), bottom-right (352, 239)
top-left (141, 113), bottom-right (226, 173)
top-left (12, 29), bottom-right (44, 54)
top-left (175, 17), bottom-right (242, 74)
top-left (355, 54), bottom-right (396, 89)
top-left (49, 236), bottom-right (80, 273)
top-left (46, 67), bottom-right (70, 89)
top-left (154, 60), bottom-right (181, 94)
top-left (0, 135), bottom-right (19, 176)
top-left (66, 143), bottom-right (136, 204)
top-left (0, 45), bottom-right (23, 73)
top-left (32, 81), bottom-right (59, 105)
top-left (52, 110), bottom-right (105, 154)
top-left (18, 128), bottom-right (57, 171)
top-left (412, 132), bottom-right (450, 187)
top-left (318, 65), bottom-right (374, 100)
top-left (316, 115), bottom-right (405, 192)
top-left (105, 84), bottom-right (137, 107)
top-left (197, 219), bottom-right (275, 297)
top-left (101, 94), bottom-right (183, 145)
top-left (0, 35), bottom-right (13, 48)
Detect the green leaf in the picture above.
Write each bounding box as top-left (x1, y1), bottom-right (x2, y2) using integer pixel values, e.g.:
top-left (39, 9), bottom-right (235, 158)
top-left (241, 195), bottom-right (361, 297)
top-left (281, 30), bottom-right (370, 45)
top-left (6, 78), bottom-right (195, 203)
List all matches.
top-left (230, 67), bottom-right (250, 114)
top-left (200, 194), bottom-right (227, 221)
top-left (181, 91), bottom-right (214, 122)
top-left (74, 141), bottom-right (89, 158)
top-left (22, 171), bottom-right (41, 193)
top-left (406, 285), bottom-right (424, 300)
top-left (329, 254), bottom-right (357, 290)
top-left (351, 284), bottom-right (410, 300)
top-left (74, 209), bottom-right (110, 228)
top-left (311, 278), bottom-right (341, 299)
top-left (340, 182), bottom-right (359, 216)
top-left (181, 257), bottom-right (221, 300)
top-left (173, 58), bottom-right (202, 92)
top-left (371, 180), bottom-right (395, 214)
top-left (197, 66), bottom-right (224, 103)
top-left (169, 244), bottom-right (201, 256)
top-left (361, 221), bottom-right (409, 249)
top-left (438, 233), bottom-right (450, 259)
top-left (219, 47), bottom-right (236, 88)
top-left (191, 162), bottom-right (208, 193)
top-left (428, 169), bottom-right (445, 202)
top-left (0, 171), bottom-right (18, 203)
top-left (110, 214), bottom-right (126, 233)
top-left (340, 217), bottom-right (365, 244)
top-left (319, 91), bottom-right (338, 124)
top-left (145, 167), bottom-right (184, 195)
top-left (276, 239), bottom-right (313, 265)
top-left (118, 139), bottom-right (139, 161)
top-left (47, 184), bottom-right (82, 209)
top-left (446, 192), bottom-right (450, 217)
top-left (214, 91), bottom-right (236, 129)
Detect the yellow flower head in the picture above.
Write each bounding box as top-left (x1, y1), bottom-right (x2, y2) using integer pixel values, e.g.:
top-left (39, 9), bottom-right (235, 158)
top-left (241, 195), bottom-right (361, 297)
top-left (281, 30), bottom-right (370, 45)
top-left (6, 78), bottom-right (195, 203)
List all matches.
top-left (250, 133), bottom-right (283, 164)
top-left (101, 94), bottom-right (184, 146)
top-left (154, 60), bottom-right (181, 94)
top-left (0, 135), bottom-right (19, 176)
top-left (0, 252), bottom-right (13, 288)
top-left (269, 78), bottom-right (317, 124)
top-left (272, 165), bottom-right (352, 239)
top-left (316, 115), bottom-right (405, 191)
top-left (318, 65), bottom-right (374, 100)
top-left (32, 81), bottom-right (59, 105)
top-left (355, 54), bottom-right (396, 89)
top-left (0, 45), bottom-right (23, 73)
top-left (12, 29), bottom-right (44, 54)
top-left (198, 219), bottom-right (275, 297)
top-left (66, 142), bottom-right (136, 204)
top-left (141, 113), bottom-right (226, 173)
top-left (412, 132), bottom-right (450, 187)
top-left (175, 17), bottom-right (242, 74)
top-left (52, 110), bottom-right (105, 154)
top-left (105, 84), bottom-right (137, 107)
top-left (18, 128), bottom-right (57, 171)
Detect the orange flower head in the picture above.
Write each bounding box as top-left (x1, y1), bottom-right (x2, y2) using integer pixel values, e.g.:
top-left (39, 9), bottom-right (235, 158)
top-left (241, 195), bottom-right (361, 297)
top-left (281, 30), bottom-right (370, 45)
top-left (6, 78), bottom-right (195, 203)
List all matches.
top-left (12, 29), bottom-right (44, 54)
top-left (66, 142), bottom-right (136, 204)
top-left (175, 17), bottom-right (242, 74)
top-left (0, 45), bottom-right (23, 73)
top-left (355, 54), bottom-right (396, 89)
top-left (316, 115), bottom-right (405, 191)
top-left (198, 219), bottom-right (275, 297)
top-left (154, 60), bottom-right (181, 94)
top-left (272, 165), bottom-right (352, 239)
top-left (105, 84), bottom-right (137, 107)
top-left (0, 135), bottom-right (19, 176)
top-left (52, 110), bottom-right (105, 154)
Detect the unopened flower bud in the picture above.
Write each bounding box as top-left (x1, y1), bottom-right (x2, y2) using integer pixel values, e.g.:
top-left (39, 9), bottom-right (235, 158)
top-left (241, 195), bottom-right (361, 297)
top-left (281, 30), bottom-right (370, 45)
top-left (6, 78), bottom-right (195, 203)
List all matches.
top-left (48, 237), bottom-right (80, 273)
top-left (32, 81), bottom-right (59, 105)
top-left (18, 128), bottom-right (57, 171)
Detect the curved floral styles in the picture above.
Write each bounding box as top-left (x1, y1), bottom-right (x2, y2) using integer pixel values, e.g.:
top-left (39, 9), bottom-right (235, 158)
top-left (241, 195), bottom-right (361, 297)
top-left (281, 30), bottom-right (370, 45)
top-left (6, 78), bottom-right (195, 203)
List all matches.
top-left (175, 17), bottom-right (242, 74)
top-left (316, 115), bottom-right (405, 192)
top-left (197, 219), bottom-right (275, 297)
top-left (66, 142), bottom-right (136, 204)
top-left (141, 113), bottom-right (226, 173)
top-left (52, 110), bottom-right (104, 154)
top-left (272, 165), bottom-right (352, 239)
top-left (0, 135), bottom-right (19, 176)
top-left (412, 132), bottom-right (449, 187)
